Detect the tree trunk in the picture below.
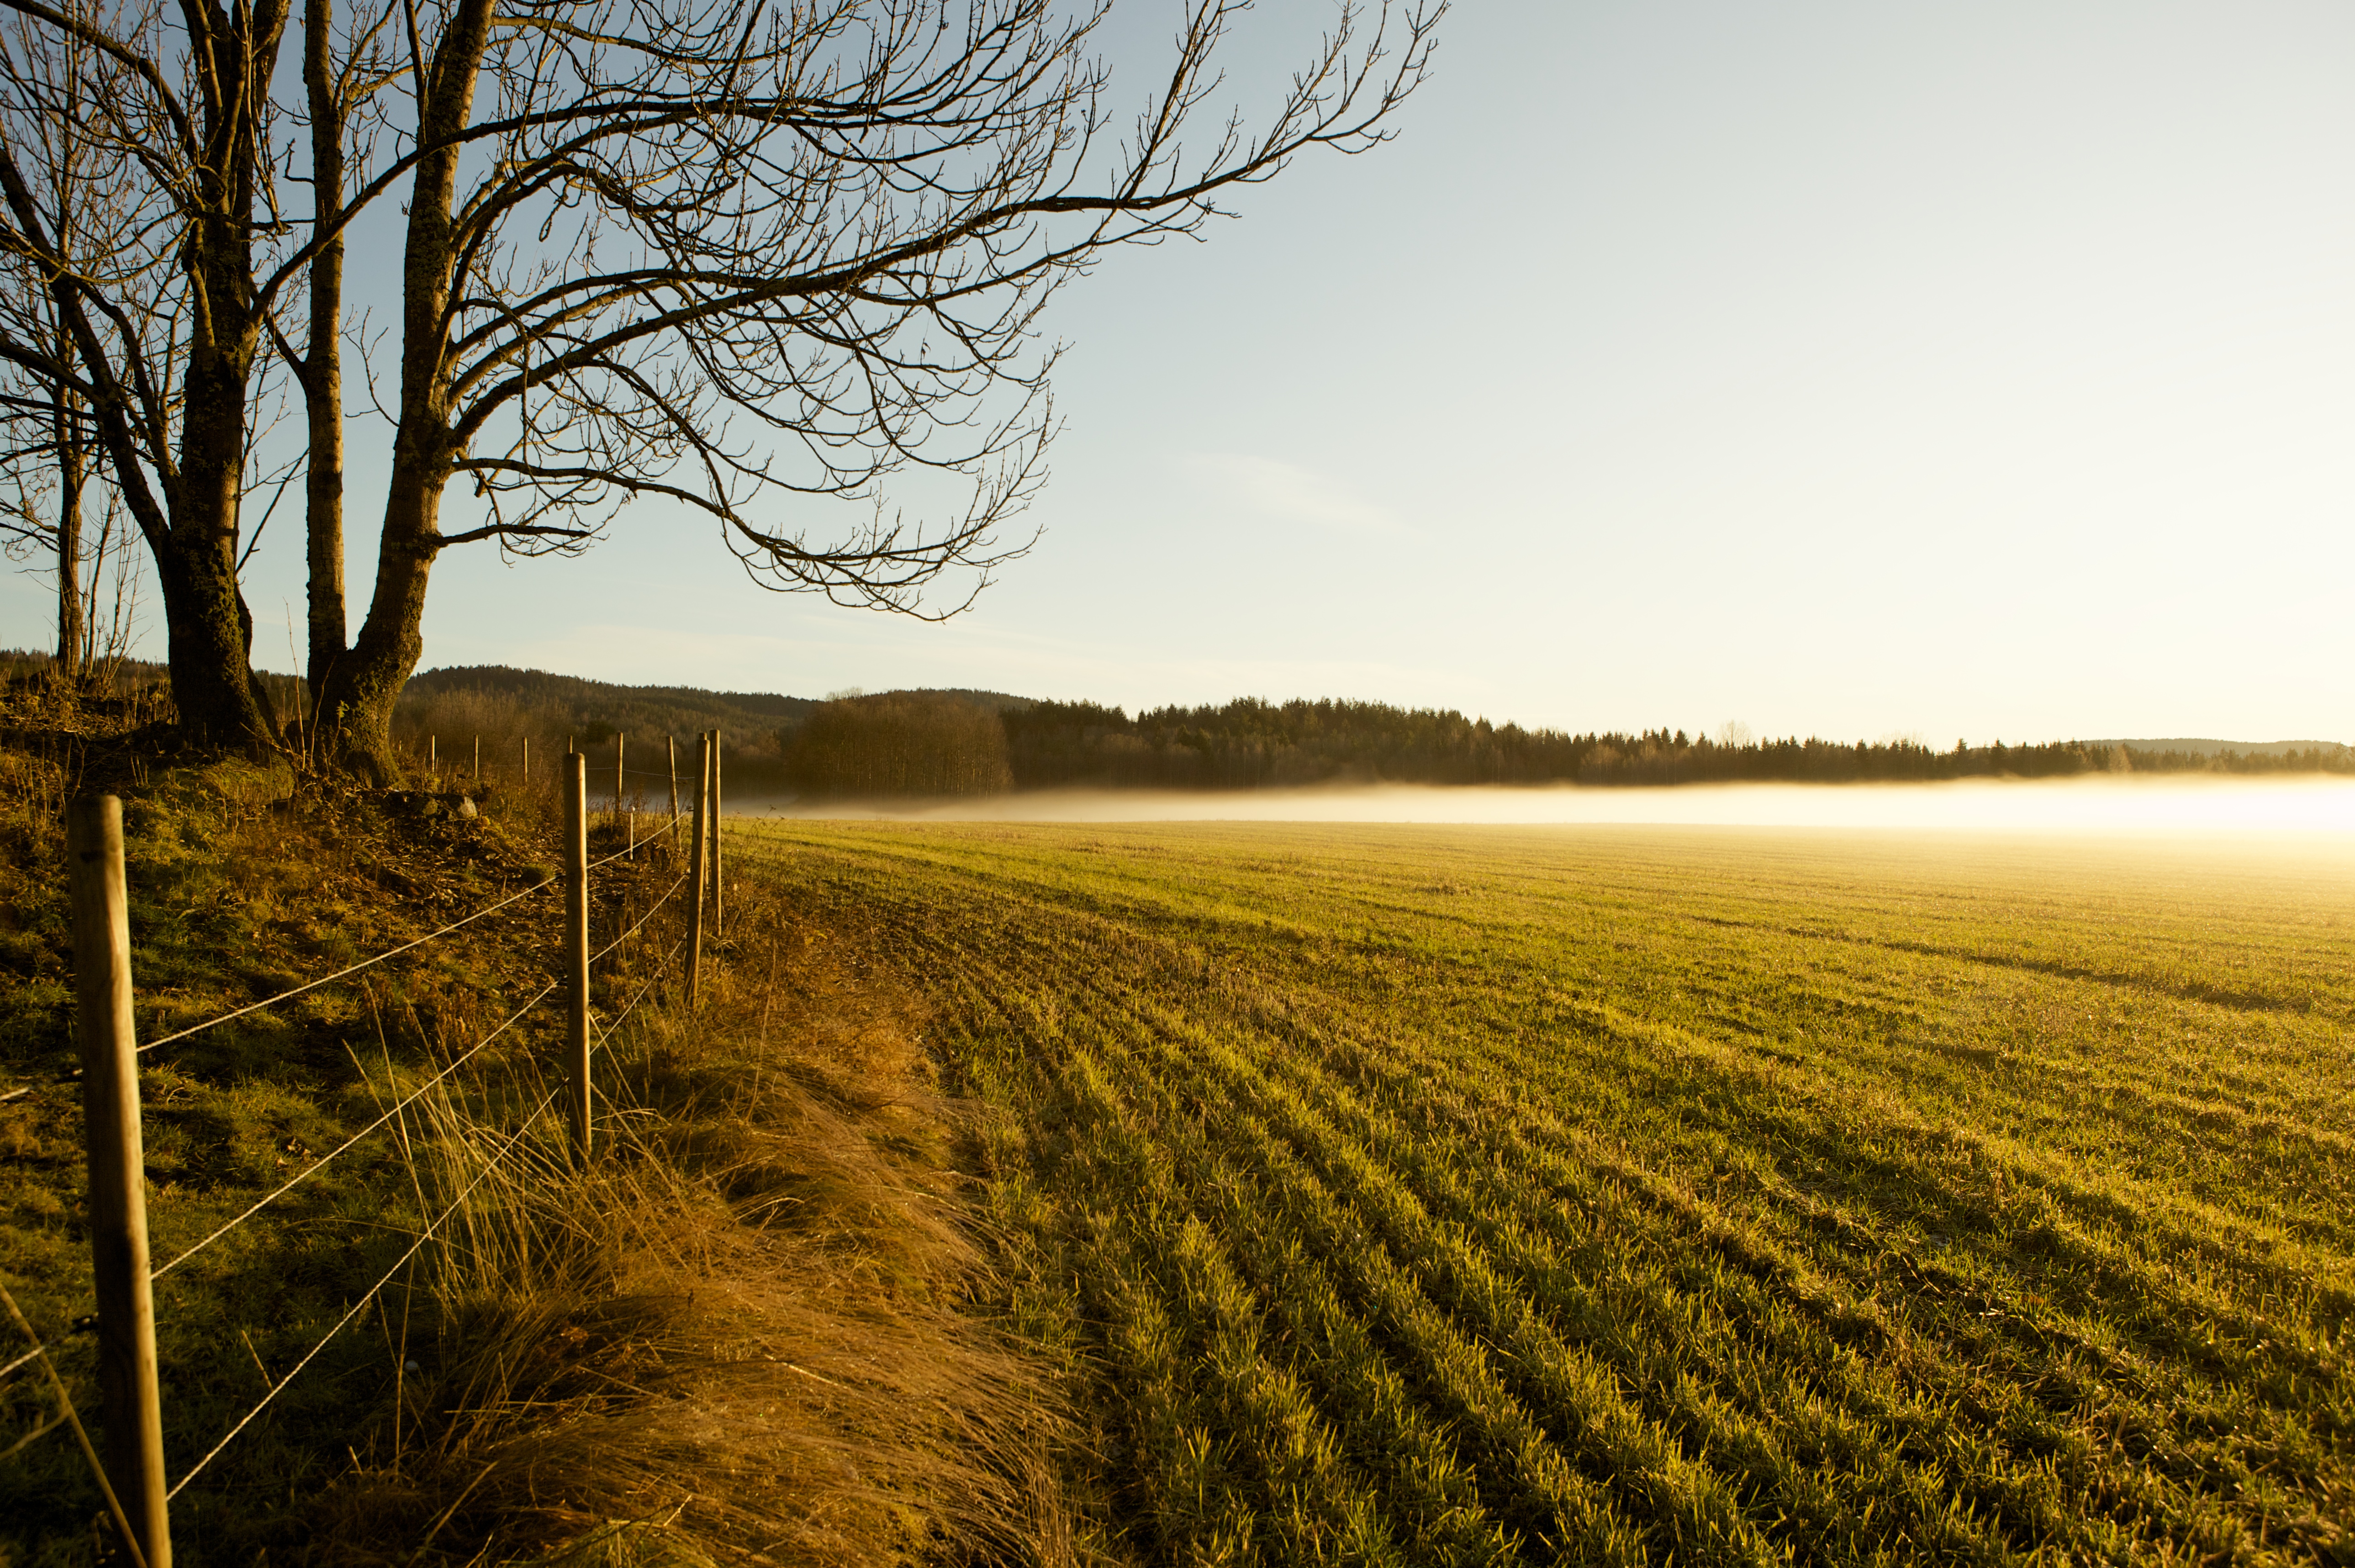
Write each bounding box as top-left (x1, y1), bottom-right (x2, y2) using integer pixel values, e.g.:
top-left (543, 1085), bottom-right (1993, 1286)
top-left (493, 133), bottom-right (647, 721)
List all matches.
top-left (152, 521), bottom-right (268, 742)
top-left (158, 0), bottom-right (293, 747)
top-left (161, 232), bottom-right (276, 746)
top-left (321, 451), bottom-right (444, 781)
top-left (317, 0), bottom-right (495, 780)
top-left (300, 0), bottom-right (345, 714)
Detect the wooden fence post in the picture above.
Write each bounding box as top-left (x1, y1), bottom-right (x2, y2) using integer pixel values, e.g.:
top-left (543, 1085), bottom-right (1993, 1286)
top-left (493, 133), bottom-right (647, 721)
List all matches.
top-left (614, 733), bottom-right (626, 824)
top-left (687, 733), bottom-right (709, 1007)
top-left (68, 795), bottom-right (171, 1568)
top-left (521, 736), bottom-right (529, 784)
top-left (472, 735), bottom-right (480, 783)
top-left (709, 728), bottom-right (723, 941)
top-left (666, 737), bottom-right (679, 849)
top-left (563, 755), bottom-right (591, 1162)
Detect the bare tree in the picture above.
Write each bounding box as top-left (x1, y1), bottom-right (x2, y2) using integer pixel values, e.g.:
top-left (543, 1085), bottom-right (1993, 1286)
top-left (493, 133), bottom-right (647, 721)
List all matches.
top-left (0, 0), bottom-right (161, 679)
top-left (0, 0), bottom-right (298, 747)
top-left (303, 0), bottom-right (1441, 778)
top-left (0, 313), bottom-right (91, 672)
top-left (0, 0), bottom-right (1439, 770)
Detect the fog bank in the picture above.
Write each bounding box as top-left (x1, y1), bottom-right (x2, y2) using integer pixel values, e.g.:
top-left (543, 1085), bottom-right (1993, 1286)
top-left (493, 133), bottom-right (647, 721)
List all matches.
top-left (733, 775), bottom-right (2355, 836)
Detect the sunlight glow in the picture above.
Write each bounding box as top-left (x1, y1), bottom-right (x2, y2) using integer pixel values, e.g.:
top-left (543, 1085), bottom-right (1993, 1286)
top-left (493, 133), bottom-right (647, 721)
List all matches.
top-left (744, 776), bottom-right (2355, 838)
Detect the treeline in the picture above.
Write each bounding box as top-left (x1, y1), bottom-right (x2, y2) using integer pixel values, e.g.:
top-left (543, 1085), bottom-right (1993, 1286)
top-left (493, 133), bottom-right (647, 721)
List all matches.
top-left (384, 674), bottom-right (2355, 798)
top-left (998, 698), bottom-right (2354, 791)
top-left (784, 692), bottom-right (1013, 796)
top-left (383, 667), bottom-right (806, 796)
top-left (58, 655), bottom-right (2327, 798)
top-left (400, 664), bottom-right (812, 741)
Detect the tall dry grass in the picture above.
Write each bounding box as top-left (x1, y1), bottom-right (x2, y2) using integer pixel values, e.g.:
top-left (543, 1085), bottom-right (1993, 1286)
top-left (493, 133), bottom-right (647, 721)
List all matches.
top-left (308, 865), bottom-right (1081, 1568)
top-left (0, 686), bottom-right (1076, 1564)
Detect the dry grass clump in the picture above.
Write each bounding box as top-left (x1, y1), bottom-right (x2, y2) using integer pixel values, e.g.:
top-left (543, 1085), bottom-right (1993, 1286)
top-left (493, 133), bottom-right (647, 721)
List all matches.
top-left (307, 877), bottom-right (1082, 1568)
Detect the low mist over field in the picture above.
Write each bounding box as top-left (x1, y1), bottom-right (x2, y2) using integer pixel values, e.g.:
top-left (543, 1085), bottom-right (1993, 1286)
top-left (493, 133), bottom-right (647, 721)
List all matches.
top-left (741, 774), bottom-right (2355, 839)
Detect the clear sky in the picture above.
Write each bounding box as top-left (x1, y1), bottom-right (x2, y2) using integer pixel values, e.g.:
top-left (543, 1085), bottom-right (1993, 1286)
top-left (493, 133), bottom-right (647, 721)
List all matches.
top-left (7, 1), bottom-right (2352, 744)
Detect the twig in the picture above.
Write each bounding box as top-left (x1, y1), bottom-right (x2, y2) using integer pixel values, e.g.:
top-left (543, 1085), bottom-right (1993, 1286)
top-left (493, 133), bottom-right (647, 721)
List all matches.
top-left (772, 1359), bottom-right (849, 1391)
top-left (0, 1408), bottom-right (67, 1460)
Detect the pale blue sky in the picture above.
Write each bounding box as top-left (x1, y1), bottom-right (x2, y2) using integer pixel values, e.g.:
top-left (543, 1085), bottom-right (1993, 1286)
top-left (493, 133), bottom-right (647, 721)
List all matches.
top-left (8, 1), bottom-right (2353, 743)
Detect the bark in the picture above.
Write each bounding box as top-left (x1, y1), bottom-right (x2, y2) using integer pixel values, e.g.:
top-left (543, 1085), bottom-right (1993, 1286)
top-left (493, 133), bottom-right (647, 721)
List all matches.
top-left (163, 220), bottom-right (275, 744)
top-left (299, 0), bottom-right (344, 712)
top-left (148, 530), bottom-right (257, 736)
top-left (316, 0), bottom-right (495, 779)
top-left (147, 0), bottom-right (293, 747)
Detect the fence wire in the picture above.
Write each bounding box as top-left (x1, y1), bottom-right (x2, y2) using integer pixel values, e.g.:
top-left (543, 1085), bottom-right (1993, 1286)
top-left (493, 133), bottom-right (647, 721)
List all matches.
top-left (591, 869), bottom-right (693, 967)
top-left (140, 806), bottom-right (676, 1057)
top-left (148, 981), bottom-right (561, 1283)
top-left (164, 1082), bottom-right (566, 1502)
top-left (593, 930), bottom-right (689, 1059)
top-left (0, 1408), bottom-right (65, 1462)
top-left (141, 876), bottom-right (556, 1054)
top-left (586, 820), bottom-right (671, 871)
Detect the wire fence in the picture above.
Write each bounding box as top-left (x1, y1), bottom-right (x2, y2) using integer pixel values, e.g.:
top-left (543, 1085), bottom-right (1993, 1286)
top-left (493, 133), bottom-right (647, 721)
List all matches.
top-left (592, 869), bottom-right (693, 966)
top-left (163, 1082), bottom-right (568, 1503)
top-left (127, 819), bottom-right (664, 1060)
top-left (596, 929), bottom-right (692, 1055)
top-left (6, 739), bottom-right (728, 1562)
top-left (147, 981), bottom-right (560, 1283)
top-left (139, 877), bottom-right (556, 1056)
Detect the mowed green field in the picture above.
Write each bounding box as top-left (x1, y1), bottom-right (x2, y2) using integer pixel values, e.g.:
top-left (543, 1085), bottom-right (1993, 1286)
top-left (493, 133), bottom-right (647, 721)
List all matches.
top-left (739, 819), bottom-right (2355, 1566)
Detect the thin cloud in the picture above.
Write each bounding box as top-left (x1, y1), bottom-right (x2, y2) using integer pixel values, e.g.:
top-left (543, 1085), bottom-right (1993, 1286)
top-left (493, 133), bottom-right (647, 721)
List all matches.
top-left (1190, 453), bottom-right (1414, 538)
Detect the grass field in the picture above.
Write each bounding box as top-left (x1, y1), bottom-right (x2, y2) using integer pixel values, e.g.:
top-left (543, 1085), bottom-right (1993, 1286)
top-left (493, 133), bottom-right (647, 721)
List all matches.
top-left (741, 819), bottom-right (2355, 1567)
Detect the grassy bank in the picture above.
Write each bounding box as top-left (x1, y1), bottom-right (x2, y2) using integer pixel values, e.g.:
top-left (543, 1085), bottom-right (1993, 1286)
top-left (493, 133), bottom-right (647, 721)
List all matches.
top-left (0, 688), bottom-right (1070, 1566)
top-left (740, 819), bottom-right (2355, 1565)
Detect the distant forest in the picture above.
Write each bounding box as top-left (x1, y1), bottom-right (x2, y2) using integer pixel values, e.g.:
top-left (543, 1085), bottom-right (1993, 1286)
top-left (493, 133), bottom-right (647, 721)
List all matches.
top-left (386, 672), bottom-right (2355, 796)
top-left (998, 698), bottom-right (2353, 792)
top-left (773, 691), bottom-right (2352, 797)
top-left (17, 655), bottom-right (2339, 797)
